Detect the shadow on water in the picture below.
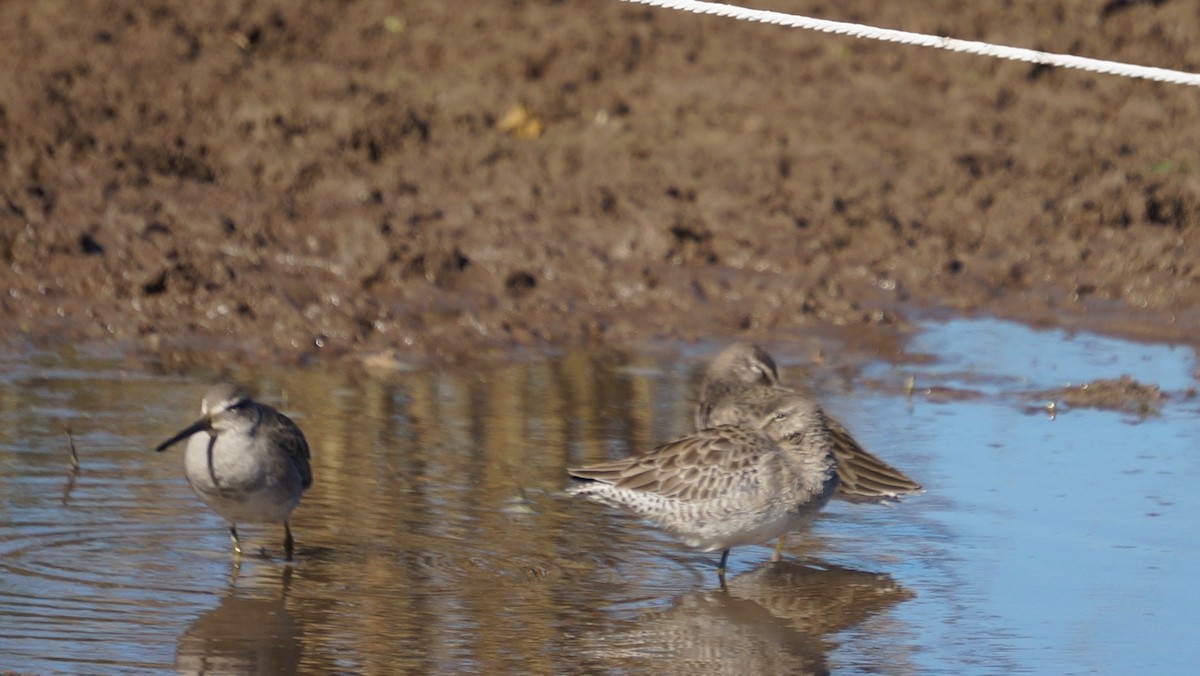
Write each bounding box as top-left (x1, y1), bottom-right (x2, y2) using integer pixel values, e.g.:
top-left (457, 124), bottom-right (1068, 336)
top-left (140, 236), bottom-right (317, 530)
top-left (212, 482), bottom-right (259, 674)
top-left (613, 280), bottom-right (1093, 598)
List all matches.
top-left (0, 317), bottom-right (1198, 672)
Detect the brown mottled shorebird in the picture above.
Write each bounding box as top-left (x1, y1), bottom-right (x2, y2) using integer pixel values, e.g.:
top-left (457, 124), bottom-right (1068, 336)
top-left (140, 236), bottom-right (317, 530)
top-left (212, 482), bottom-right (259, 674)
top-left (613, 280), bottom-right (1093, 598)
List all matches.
top-left (155, 383), bottom-right (313, 561)
top-left (568, 393), bottom-right (839, 574)
top-left (696, 342), bottom-right (922, 559)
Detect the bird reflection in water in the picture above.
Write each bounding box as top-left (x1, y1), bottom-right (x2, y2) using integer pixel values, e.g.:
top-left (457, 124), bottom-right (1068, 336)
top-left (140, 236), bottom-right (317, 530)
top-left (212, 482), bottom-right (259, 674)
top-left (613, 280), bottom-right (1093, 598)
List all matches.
top-left (174, 567), bottom-right (301, 675)
top-left (578, 559), bottom-right (914, 675)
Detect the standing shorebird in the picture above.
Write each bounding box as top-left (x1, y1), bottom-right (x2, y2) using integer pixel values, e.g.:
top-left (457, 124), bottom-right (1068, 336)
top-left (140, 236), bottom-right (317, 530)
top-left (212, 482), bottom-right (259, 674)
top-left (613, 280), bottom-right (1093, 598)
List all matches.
top-left (155, 383), bottom-right (313, 561)
top-left (696, 342), bottom-right (922, 503)
top-left (568, 393), bottom-right (839, 574)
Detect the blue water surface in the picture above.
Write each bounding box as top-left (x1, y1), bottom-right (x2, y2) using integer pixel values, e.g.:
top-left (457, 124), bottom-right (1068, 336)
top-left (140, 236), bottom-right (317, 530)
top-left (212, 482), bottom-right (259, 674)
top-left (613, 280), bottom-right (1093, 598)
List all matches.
top-left (0, 318), bottom-right (1197, 674)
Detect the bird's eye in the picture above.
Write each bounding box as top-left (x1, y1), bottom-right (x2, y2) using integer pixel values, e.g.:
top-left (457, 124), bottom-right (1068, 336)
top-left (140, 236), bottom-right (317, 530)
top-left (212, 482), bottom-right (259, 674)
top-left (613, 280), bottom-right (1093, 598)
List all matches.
top-left (774, 412), bottom-right (787, 421)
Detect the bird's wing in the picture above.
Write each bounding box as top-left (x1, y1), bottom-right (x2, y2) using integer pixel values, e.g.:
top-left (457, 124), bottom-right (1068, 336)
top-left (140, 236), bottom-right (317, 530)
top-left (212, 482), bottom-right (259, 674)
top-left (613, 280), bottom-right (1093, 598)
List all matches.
top-left (569, 426), bottom-right (775, 502)
top-left (825, 415), bottom-right (921, 502)
top-left (267, 408), bottom-right (314, 489)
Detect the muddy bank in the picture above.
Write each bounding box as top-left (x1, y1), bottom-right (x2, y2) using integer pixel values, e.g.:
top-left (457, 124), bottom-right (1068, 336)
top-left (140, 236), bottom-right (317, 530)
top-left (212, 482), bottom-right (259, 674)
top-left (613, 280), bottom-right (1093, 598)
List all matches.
top-left (2, 1), bottom-right (1199, 369)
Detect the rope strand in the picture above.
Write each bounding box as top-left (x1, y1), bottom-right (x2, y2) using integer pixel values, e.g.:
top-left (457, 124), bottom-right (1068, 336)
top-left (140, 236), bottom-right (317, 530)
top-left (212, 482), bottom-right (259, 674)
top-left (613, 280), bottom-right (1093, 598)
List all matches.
top-left (618, 0), bottom-right (1200, 87)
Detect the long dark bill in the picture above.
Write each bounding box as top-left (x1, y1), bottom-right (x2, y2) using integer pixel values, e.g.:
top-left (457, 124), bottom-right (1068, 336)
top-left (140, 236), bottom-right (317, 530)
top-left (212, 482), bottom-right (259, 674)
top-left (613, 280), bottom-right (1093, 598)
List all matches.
top-left (155, 418), bottom-right (210, 452)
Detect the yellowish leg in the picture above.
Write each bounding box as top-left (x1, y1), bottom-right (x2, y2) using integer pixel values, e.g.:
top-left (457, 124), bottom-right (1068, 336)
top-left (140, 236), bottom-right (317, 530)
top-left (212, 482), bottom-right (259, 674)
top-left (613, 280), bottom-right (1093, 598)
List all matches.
top-left (770, 535), bottom-right (786, 562)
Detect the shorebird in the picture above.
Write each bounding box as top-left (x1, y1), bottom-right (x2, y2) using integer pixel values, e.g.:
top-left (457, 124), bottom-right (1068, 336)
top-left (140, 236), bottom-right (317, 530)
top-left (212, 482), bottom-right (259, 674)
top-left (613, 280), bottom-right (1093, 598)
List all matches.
top-left (696, 342), bottom-right (922, 503)
top-left (568, 393), bottom-right (839, 574)
top-left (155, 383), bottom-right (313, 561)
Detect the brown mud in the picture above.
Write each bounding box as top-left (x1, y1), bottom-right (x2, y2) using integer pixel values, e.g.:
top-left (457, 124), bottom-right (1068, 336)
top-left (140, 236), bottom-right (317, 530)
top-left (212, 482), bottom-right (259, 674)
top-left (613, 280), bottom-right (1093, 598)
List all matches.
top-left (2, 1), bottom-right (1199, 370)
top-left (1045, 374), bottom-right (1174, 416)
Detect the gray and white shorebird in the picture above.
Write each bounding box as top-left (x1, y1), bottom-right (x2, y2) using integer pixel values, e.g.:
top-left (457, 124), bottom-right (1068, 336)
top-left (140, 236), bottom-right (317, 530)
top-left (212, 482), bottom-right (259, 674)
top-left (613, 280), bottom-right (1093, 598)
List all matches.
top-left (155, 383), bottom-right (313, 561)
top-left (696, 342), bottom-right (922, 503)
top-left (568, 393), bottom-right (839, 573)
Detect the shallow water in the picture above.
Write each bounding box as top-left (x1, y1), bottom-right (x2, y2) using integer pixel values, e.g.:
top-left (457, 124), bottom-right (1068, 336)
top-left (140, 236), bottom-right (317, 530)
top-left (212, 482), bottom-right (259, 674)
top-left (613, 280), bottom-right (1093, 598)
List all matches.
top-left (1, 319), bottom-right (1197, 673)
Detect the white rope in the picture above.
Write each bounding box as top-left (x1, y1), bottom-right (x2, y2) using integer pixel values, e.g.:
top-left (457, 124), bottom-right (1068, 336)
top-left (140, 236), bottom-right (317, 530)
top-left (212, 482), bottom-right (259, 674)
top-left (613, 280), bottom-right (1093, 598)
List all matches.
top-left (618, 0), bottom-right (1200, 87)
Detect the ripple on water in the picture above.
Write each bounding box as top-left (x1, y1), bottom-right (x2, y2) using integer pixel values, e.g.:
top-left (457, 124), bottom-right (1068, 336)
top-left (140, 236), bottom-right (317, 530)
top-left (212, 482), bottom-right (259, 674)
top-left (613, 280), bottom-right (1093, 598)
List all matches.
top-left (0, 515), bottom-right (220, 671)
top-left (0, 433), bottom-right (226, 673)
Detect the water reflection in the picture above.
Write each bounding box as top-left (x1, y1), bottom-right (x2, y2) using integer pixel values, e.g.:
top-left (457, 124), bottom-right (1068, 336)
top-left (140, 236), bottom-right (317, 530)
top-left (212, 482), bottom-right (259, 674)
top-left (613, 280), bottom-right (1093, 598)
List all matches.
top-left (60, 426), bottom-right (81, 506)
top-left (176, 576), bottom-right (301, 675)
top-left (10, 320), bottom-right (1191, 673)
top-left (581, 560), bottom-right (913, 674)
top-left (0, 346), bottom-right (906, 673)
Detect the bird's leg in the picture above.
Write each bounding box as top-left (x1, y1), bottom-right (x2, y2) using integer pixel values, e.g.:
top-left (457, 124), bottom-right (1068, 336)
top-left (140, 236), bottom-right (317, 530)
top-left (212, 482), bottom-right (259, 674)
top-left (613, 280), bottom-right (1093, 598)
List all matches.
top-left (717, 549), bottom-right (730, 575)
top-left (284, 521), bottom-right (295, 562)
top-left (227, 556), bottom-right (242, 585)
top-left (771, 535), bottom-right (786, 562)
top-left (229, 525), bottom-right (242, 556)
